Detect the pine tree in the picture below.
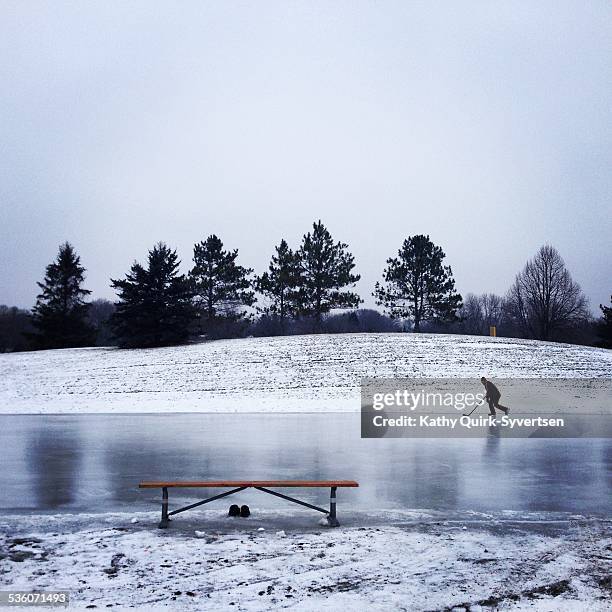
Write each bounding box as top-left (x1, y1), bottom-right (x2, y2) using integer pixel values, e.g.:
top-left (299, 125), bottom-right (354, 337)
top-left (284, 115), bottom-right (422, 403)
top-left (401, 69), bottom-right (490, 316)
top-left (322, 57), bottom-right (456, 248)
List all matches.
top-left (296, 221), bottom-right (361, 326)
top-left (190, 235), bottom-right (255, 330)
top-left (255, 239), bottom-right (301, 330)
top-left (374, 234), bottom-right (462, 332)
top-left (30, 242), bottom-right (95, 349)
top-left (111, 243), bottom-right (195, 348)
top-left (595, 295), bottom-right (612, 349)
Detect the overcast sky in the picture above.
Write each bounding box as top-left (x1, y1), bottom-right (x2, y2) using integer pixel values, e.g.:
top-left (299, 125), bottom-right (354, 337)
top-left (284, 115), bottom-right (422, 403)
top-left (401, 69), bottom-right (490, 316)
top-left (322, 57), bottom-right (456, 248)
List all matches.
top-left (1, 1), bottom-right (611, 312)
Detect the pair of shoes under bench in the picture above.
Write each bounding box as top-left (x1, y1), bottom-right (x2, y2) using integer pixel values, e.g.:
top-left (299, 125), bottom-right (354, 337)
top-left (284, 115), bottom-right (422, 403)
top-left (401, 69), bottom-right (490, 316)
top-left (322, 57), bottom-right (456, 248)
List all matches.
top-left (228, 504), bottom-right (250, 518)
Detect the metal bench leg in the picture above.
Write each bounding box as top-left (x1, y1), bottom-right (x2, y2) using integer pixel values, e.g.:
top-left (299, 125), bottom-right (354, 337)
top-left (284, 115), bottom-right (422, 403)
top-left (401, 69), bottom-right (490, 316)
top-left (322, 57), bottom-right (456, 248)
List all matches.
top-left (159, 487), bottom-right (170, 529)
top-left (328, 486), bottom-right (339, 527)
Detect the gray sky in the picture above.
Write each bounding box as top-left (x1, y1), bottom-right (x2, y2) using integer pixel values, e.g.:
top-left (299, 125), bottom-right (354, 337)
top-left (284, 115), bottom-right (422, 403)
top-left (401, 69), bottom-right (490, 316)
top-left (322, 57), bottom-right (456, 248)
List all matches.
top-left (1, 1), bottom-right (611, 312)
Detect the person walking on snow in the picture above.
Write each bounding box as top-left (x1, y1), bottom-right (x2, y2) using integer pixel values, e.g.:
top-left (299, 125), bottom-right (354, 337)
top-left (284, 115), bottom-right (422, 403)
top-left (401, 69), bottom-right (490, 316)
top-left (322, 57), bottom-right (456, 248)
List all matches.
top-left (481, 377), bottom-right (509, 416)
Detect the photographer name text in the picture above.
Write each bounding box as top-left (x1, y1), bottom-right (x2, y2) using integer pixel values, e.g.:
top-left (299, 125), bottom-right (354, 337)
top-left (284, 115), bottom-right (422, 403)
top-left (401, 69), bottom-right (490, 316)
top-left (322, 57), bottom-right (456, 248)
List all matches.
top-left (371, 415), bottom-right (565, 429)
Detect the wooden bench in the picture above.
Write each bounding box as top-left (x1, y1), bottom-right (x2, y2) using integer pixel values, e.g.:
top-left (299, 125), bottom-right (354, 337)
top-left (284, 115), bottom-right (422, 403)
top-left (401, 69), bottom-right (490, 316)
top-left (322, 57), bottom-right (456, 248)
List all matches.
top-left (139, 480), bottom-right (359, 528)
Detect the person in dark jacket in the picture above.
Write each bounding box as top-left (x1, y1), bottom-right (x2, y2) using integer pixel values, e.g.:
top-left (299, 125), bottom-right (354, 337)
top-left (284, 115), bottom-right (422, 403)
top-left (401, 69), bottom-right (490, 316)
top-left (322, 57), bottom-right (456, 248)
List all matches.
top-left (481, 377), bottom-right (509, 416)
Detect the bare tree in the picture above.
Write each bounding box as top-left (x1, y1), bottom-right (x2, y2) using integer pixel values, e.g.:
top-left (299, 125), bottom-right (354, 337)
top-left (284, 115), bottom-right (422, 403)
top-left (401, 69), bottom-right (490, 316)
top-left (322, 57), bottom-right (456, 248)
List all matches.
top-left (87, 299), bottom-right (116, 346)
top-left (505, 245), bottom-right (589, 341)
top-left (481, 293), bottom-right (504, 331)
top-left (458, 294), bottom-right (485, 335)
top-left (458, 293), bottom-right (505, 335)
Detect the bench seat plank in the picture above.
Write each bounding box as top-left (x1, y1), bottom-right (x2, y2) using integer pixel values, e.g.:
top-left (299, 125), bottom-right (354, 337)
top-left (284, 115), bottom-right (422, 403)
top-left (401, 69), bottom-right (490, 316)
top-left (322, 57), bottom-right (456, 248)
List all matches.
top-left (139, 480), bottom-right (358, 489)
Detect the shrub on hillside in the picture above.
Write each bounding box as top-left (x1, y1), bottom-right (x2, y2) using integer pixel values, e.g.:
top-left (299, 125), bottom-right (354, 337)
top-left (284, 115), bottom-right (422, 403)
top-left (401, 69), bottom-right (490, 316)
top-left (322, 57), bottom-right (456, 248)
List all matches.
top-left (0, 305), bottom-right (33, 352)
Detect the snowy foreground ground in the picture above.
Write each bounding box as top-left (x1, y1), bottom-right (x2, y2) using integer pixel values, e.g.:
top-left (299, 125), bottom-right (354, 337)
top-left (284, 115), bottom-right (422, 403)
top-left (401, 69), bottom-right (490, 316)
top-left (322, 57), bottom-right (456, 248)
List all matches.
top-left (2, 333), bottom-right (612, 413)
top-left (1, 510), bottom-right (611, 611)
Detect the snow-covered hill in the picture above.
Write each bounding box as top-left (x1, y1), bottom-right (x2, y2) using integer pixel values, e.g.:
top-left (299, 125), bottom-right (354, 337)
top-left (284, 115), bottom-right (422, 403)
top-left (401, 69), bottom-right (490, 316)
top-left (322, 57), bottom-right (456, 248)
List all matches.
top-left (1, 333), bottom-right (611, 413)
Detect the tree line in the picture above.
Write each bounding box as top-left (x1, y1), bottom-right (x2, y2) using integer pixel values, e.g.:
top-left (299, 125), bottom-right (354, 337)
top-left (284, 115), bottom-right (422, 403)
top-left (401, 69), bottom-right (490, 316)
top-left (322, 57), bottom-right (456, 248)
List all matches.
top-left (1, 220), bottom-right (610, 351)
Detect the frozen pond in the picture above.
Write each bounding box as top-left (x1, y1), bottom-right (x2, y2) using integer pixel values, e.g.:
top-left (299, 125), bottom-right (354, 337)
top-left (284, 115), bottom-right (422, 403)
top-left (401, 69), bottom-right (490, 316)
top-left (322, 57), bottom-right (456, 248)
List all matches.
top-left (1, 414), bottom-right (610, 516)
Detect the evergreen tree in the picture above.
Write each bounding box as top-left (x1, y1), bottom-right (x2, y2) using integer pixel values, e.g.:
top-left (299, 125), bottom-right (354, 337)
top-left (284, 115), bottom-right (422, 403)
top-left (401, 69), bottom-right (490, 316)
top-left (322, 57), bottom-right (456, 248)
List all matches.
top-left (190, 235), bottom-right (255, 330)
top-left (595, 295), bottom-right (612, 349)
top-left (255, 239), bottom-right (301, 329)
top-left (374, 234), bottom-right (462, 332)
top-left (111, 243), bottom-right (195, 348)
top-left (296, 221), bottom-right (361, 326)
top-left (30, 242), bottom-right (95, 349)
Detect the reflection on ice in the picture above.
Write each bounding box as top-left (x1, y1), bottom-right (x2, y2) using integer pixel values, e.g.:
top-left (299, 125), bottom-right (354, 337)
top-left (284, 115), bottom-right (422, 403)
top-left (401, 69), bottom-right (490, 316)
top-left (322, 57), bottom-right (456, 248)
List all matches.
top-left (0, 413), bottom-right (609, 515)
